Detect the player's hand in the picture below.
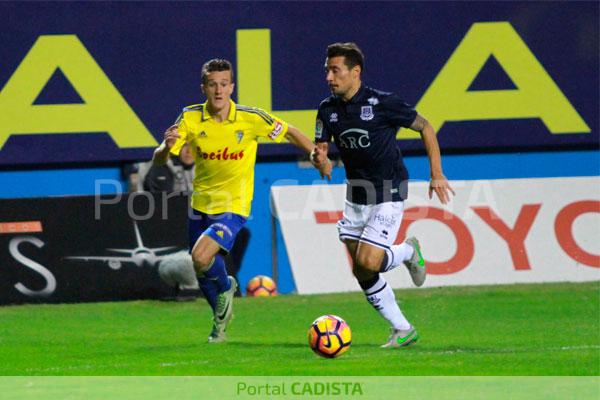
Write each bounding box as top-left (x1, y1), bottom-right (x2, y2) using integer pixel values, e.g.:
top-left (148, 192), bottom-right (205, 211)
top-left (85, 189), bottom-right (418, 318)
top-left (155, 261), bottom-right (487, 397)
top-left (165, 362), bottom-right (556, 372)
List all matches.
top-left (163, 124), bottom-right (180, 149)
top-left (310, 147), bottom-right (328, 166)
top-left (429, 174), bottom-right (455, 204)
top-left (317, 159), bottom-right (333, 181)
top-left (310, 147), bottom-right (332, 180)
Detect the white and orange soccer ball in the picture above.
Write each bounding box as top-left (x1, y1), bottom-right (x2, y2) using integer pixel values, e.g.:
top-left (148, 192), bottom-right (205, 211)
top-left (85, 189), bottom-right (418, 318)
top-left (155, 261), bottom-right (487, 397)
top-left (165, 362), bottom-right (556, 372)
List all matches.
top-left (246, 275), bottom-right (278, 297)
top-left (307, 315), bottom-right (352, 358)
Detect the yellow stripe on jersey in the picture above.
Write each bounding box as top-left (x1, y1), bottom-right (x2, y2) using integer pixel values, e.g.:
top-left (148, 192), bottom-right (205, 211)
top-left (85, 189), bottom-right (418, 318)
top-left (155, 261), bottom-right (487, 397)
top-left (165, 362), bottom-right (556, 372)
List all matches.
top-left (170, 100), bottom-right (288, 217)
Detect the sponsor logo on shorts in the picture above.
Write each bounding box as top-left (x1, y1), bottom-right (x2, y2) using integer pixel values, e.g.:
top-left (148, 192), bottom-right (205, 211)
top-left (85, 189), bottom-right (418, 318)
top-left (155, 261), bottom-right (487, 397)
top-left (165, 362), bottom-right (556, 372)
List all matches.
top-left (213, 223), bottom-right (233, 237)
top-left (373, 213), bottom-right (398, 229)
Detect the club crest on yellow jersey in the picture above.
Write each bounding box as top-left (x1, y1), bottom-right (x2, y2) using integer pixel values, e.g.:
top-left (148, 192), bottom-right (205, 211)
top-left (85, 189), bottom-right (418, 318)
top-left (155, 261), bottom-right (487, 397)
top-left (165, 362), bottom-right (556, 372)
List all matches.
top-left (235, 130), bottom-right (244, 143)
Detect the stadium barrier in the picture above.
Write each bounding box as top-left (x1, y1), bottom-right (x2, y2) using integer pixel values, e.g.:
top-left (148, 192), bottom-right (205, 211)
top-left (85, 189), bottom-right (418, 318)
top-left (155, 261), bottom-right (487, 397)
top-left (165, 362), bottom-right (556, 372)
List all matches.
top-left (271, 177), bottom-right (600, 294)
top-left (0, 193), bottom-right (189, 305)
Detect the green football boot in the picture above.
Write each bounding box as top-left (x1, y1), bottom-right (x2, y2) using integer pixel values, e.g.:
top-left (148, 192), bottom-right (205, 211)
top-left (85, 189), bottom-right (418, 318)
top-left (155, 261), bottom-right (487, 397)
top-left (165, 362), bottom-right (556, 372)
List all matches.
top-left (403, 237), bottom-right (426, 287)
top-left (381, 326), bottom-right (419, 348)
top-left (208, 276), bottom-right (237, 343)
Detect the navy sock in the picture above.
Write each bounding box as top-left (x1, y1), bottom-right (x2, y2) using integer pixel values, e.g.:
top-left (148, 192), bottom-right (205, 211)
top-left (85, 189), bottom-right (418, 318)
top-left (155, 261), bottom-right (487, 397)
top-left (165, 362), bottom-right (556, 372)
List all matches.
top-left (358, 273), bottom-right (380, 291)
top-left (203, 255), bottom-right (231, 294)
top-left (198, 276), bottom-right (218, 311)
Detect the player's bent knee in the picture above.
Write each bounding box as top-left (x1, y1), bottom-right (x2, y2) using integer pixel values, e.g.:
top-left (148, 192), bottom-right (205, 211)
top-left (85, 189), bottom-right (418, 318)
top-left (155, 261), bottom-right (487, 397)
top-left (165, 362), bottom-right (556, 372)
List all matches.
top-left (355, 253), bottom-right (383, 272)
top-left (191, 251), bottom-right (213, 272)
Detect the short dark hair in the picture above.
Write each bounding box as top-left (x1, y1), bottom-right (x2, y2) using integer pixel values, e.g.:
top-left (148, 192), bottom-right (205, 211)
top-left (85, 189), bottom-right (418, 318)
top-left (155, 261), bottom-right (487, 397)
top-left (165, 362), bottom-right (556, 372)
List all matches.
top-left (326, 42), bottom-right (364, 72)
top-left (201, 59), bottom-right (234, 84)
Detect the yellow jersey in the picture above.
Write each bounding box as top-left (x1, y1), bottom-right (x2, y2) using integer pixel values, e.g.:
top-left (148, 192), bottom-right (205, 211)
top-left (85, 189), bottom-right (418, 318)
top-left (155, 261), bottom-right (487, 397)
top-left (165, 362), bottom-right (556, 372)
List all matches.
top-left (170, 100), bottom-right (288, 217)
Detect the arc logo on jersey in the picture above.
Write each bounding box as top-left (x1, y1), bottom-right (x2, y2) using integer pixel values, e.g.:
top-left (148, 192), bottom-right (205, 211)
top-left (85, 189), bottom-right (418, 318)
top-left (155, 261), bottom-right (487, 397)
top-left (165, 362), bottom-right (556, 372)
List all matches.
top-left (199, 147), bottom-right (244, 161)
top-left (330, 113), bottom-right (338, 123)
top-left (339, 128), bottom-right (371, 149)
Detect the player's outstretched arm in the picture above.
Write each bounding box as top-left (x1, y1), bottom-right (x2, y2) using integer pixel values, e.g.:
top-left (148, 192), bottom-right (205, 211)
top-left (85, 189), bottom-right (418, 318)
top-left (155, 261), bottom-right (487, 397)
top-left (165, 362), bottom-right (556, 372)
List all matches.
top-left (410, 114), bottom-right (455, 204)
top-left (285, 125), bottom-right (332, 180)
top-left (152, 124), bottom-right (180, 166)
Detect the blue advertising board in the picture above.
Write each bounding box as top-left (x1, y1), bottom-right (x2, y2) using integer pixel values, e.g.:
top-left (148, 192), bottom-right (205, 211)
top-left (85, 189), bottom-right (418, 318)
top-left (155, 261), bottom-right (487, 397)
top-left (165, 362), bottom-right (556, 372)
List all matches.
top-left (0, 1), bottom-right (597, 166)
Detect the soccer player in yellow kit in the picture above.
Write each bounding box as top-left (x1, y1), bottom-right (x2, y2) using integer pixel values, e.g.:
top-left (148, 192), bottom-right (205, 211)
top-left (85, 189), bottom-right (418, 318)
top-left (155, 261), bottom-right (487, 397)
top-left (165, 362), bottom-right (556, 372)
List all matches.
top-left (153, 59), bottom-right (331, 343)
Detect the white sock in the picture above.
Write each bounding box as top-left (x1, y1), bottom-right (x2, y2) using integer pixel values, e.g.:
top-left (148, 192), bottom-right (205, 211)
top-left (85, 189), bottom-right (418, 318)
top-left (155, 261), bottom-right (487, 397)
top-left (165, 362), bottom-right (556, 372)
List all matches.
top-left (381, 243), bottom-right (414, 272)
top-left (364, 275), bottom-right (411, 330)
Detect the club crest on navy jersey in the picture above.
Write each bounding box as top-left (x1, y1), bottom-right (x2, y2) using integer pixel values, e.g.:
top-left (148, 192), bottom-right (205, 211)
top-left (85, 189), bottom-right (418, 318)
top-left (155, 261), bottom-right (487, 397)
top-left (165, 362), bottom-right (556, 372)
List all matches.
top-left (360, 106), bottom-right (374, 121)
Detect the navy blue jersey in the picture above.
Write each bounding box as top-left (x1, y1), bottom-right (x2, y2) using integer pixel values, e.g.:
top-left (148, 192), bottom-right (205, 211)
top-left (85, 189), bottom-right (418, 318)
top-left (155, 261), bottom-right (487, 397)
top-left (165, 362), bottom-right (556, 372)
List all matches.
top-left (316, 85), bottom-right (417, 204)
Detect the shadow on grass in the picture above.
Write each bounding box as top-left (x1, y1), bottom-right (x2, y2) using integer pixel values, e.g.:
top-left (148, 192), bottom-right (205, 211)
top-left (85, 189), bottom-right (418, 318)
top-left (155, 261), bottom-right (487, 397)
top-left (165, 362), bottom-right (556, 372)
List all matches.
top-left (224, 341), bottom-right (385, 351)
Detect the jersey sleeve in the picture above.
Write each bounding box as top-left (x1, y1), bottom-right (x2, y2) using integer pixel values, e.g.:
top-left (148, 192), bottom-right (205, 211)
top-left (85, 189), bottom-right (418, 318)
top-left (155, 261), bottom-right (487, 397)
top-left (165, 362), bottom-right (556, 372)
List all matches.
top-left (169, 113), bottom-right (189, 156)
top-left (315, 107), bottom-right (331, 143)
top-left (251, 108), bottom-right (289, 143)
top-left (383, 93), bottom-right (418, 129)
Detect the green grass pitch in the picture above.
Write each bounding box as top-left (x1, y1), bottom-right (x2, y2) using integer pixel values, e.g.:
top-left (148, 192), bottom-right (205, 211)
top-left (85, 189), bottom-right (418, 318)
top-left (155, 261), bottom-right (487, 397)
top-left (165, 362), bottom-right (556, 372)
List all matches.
top-left (0, 282), bottom-right (598, 375)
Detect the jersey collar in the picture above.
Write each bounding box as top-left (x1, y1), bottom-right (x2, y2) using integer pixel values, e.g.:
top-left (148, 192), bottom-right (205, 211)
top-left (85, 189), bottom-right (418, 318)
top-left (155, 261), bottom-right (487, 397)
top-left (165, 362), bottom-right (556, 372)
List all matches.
top-left (335, 84), bottom-right (367, 104)
top-left (347, 84), bottom-right (367, 104)
top-left (201, 100), bottom-right (238, 122)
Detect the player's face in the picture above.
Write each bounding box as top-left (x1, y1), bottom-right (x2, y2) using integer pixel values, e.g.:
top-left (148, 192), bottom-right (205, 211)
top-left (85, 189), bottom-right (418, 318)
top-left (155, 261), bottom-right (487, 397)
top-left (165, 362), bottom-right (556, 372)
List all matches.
top-left (325, 56), bottom-right (360, 99)
top-left (201, 70), bottom-right (234, 113)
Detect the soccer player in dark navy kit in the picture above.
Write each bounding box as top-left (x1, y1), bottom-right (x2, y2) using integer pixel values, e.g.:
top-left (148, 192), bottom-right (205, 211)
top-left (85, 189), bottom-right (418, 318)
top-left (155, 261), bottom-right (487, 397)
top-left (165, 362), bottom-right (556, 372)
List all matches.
top-left (314, 43), bottom-right (454, 348)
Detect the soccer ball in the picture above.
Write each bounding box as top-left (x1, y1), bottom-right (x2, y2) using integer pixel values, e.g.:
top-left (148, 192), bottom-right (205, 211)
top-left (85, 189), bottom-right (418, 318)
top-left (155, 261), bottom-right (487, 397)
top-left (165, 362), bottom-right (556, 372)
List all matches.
top-left (246, 275), bottom-right (277, 297)
top-left (307, 315), bottom-right (352, 358)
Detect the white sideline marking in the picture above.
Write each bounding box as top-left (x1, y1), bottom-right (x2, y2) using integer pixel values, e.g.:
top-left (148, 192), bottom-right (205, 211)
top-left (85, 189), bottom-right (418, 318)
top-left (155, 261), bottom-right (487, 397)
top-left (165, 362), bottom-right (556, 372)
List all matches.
top-left (375, 344), bottom-right (600, 357)
top-left (23, 359), bottom-right (209, 373)
top-left (159, 360), bottom-right (209, 367)
top-left (20, 345), bottom-right (599, 373)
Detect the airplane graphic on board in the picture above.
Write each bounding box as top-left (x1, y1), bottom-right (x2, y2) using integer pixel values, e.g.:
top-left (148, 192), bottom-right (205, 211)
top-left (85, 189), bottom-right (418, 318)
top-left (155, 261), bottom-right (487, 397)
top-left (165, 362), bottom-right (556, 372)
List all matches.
top-left (64, 221), bottom-right (182, 270)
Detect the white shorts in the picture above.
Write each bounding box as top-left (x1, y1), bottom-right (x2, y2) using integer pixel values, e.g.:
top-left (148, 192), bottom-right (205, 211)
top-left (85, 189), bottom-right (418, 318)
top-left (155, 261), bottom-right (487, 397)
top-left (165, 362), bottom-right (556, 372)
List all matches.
top-left (337, 200), bottom-right (404, 249)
